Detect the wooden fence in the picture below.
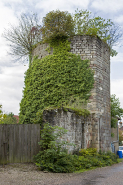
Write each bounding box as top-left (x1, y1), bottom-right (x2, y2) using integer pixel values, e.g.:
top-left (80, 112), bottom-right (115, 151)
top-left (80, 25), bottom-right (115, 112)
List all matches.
top-left (0, 124), bottom-right (40, 164)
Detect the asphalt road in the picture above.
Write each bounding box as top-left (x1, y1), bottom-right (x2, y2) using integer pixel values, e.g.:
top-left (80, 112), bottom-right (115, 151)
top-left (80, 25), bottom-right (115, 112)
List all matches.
top-left (57, 162), bottom-right (123, 185)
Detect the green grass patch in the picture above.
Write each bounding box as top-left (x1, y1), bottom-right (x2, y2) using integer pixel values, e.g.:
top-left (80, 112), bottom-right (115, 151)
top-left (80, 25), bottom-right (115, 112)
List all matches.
top-left (74, 166), bottom-right (97, 173)
top-left (117, 158), bottom-right (123, 163)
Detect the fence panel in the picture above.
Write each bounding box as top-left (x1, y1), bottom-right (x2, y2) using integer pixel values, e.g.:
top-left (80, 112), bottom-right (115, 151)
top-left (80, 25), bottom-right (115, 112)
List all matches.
top-left (0, 125), bottom-right (9, 164)
top-left (0, 124), bottom-right (40, 164)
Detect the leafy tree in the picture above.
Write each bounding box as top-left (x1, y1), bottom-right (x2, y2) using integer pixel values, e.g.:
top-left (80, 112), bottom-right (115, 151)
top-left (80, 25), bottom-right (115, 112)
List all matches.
top-left (0, 105), bottom-right (18, 124)
top-left (19, 40), bottom-right (94, 124)
top-left (3, 9), bottom-right (121, 65)
top-left (42, 10), bottom-right (75, 44)
top-left (111, 94), bottom-right (123, 128)
top-left (3, 13), bottom-right (42, 67)
top-left (0, 105), bottom-right (2, 120)
top-left (0, 105), bottom-right (7, 123)
top-left (119, 130), bottom-right (123, 145)
top-left (2, 113), bottom-right (18, 124)
top-left (74, 9), bottom-right (122, 56)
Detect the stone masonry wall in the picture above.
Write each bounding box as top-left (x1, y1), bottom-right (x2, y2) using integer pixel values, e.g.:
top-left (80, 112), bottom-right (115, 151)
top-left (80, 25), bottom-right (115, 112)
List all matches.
top-left (32, 35), bottom-right (111, 152)
top-left (32, 43), bottom-right (53, 59)
top-left (43, 108), bottom-right (94, 153)
top-left (69, 36), bottom-right (111, 151)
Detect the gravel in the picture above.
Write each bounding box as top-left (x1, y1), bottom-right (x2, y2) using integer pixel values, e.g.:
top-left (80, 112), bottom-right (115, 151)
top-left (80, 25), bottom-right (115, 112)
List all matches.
top-left (0, 162), bottom-right (123, 185)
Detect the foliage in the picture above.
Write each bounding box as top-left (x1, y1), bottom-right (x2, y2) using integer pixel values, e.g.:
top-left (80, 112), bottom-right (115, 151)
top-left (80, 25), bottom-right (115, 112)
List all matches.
top-left (1, 113), bottom-right (18, 124)
top-left (2, 13), bottom-right (42, 67)
top-left (34, 123), bottom-right (118, 173)
top-left (111, 94), bottom-right (123, 128)
top-left (41, 9), bottom-right (122, 56)
top-left (111, 117), bottom-right (118, 128)
top-left (73, 9), bottom-right (122, 56)
top-left (111, 132), bottom-right (114, 137)
top-left (33, 122), bottom-right (76, 173)
top-left (42, 10), bottom-right (75, 44)
top-left (79, 148), bottom-right (97, 157)
top-left (64, 107), bottom-right (90, 117)
top-left (98, 150), bottom-right (118, 164)
top-left (0, 105), bottom-right (3, 121)
top-left (119, 130), bottom-right (123, 145)
top-left (0, 105), bottom-right (7, 123)
top-left (3, 9), bottom-right (122, 63)
top-left (78, 149), bottom-right (118, 169)
top-left (19, 40), bottom-right (94, 124)
top-left (0, 105), bottom-right (17, 124)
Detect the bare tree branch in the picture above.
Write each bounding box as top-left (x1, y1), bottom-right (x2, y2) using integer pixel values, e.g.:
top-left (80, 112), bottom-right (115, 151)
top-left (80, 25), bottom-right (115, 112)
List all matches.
top-left (2, 13), bottom-right (42, 67)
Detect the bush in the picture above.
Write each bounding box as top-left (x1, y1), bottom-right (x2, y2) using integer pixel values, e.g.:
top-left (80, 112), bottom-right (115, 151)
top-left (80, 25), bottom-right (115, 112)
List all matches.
top-left (79, 148), bottom-right (97, 157)
top-left (34, 122), bottom-right (118, 173)
top-left (33, 122), bottom-right (79, 173)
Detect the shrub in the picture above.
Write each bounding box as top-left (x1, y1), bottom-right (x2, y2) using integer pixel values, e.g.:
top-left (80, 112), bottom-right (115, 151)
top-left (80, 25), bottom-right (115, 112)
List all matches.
top-left (79, 148), bottom-right (97, 157)
top-left (34, 122), bottom-right (118, 173)
top-left (33, 122), bottom-right (79, 173)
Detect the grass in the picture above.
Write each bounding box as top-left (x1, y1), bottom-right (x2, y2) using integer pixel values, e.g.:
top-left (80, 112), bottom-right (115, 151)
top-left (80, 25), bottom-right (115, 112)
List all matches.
top-left (74, 166), bottom-right (97, 173)
top-left (117, 158), bottom-right (123, 163)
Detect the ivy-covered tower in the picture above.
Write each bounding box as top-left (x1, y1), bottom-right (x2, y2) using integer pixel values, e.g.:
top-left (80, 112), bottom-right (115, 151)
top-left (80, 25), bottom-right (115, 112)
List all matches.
top-left (32, 35), bottom-right (111, 152)
top-left (69, 35), bottom-right (111, 151)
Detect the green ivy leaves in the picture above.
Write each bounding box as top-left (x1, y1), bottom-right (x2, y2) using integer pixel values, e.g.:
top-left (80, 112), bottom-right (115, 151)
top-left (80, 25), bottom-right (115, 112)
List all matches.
top-left (19, 40), bottom-right (94, 124)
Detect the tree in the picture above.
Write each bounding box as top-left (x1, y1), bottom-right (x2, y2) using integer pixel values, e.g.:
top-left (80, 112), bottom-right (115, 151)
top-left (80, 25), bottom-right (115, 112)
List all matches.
top-left (74, 9), bottom-right (122, 57)
top-left (2, 113), bottom-right (18, 124)
top-left (0, 105), bottom-right (2, 120)
top-left (119, 130), bottom-right (123, 145)
top-left (3, 13), bottom-right (42, 67)
top-left (19, 40), bottom-right (94, 124)
top-left (42, 10), bottom-right (75, 44)
top-left (3, 9), bottom-right (122, 65)
top-left (0, 105), bottom-right (18, 124)
top-left (111, 94), bottom-right (123, 128)
top-left (0, 105), bottom-right (7, 123)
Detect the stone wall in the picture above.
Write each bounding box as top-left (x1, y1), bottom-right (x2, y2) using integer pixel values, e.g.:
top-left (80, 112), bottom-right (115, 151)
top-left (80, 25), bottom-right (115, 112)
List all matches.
top-left (43, 108), bottom-right (94, 153)
top-left (32, 35), bottom-right (111, 152)
top-left (69, 36), bottom-right (111, 151)
top-left (32, 43), bottom-right (53, 59)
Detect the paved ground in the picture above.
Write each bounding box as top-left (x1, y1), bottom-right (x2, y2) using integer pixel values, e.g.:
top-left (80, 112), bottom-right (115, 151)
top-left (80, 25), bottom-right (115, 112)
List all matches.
top-left (0, 162), bottom-right (123, 185)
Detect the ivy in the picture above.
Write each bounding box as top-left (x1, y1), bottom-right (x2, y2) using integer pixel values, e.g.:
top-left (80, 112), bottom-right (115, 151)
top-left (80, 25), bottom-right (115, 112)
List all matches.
top-left (19, 40), bottom-right (94, 124)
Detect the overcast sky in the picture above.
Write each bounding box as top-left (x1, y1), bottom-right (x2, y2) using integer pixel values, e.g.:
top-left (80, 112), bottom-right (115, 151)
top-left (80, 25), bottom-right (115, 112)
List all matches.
top-left (0, 0), bottom-right (123, 115)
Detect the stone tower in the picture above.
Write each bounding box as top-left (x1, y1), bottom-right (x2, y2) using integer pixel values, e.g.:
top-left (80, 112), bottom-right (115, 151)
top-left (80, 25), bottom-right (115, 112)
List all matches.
top-left (32, 35), bottom-right (111, 151)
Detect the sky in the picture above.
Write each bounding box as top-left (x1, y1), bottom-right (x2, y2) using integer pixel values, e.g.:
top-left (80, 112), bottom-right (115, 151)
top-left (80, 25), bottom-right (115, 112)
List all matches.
top-left (0, 0), bottom-right (123, 115)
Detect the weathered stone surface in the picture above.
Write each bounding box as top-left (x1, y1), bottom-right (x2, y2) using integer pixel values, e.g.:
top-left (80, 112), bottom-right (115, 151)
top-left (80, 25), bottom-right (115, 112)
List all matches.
top-left (33, 35), bottom-right (111, 152)
top-left (43, 108), bottom-right (93, 153)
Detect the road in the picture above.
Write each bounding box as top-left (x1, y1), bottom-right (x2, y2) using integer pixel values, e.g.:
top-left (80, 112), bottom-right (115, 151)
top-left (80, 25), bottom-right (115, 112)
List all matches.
top-left (57, 162), bottom-right (123, 185)
top-left (0, 162), bottom-right (123, 185)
